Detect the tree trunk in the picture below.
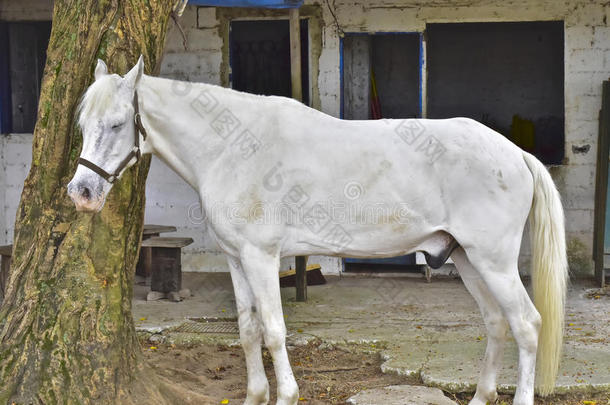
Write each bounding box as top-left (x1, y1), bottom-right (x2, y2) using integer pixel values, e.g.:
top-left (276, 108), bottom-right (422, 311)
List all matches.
top-left (0, 0), bottom-right (191, 403)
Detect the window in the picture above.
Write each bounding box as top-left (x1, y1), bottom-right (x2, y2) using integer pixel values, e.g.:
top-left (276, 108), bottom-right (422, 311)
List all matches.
top-left (0, 21), bottom-right (51, 133)
top-left (426, 21), bottom-right (565, 164)
top-left (230, 19), bottom-right (309, 106)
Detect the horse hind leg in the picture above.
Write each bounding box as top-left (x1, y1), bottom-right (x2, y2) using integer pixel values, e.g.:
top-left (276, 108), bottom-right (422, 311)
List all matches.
top-left (461, 246), bottom-right (541, 405)
top-left (452, 247), bottom-right (509, 405)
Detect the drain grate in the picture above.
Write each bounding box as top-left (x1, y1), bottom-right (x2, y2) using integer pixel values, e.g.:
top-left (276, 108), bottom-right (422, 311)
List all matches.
top-left (170, 321), bottom-right (239, 334)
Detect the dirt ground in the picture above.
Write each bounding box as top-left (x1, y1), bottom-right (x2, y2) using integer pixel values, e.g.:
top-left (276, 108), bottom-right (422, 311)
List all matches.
top-left (141, 338), bottom-right (609, 405)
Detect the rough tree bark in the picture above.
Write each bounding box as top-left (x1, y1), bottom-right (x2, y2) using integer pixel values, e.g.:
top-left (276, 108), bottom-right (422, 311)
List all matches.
top-left (0, 0), bottom-right (193, 403)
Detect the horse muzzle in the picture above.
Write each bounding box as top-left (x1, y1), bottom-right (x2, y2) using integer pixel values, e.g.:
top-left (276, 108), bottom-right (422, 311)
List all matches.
top-left (67, 180), bottom-right (105, 212)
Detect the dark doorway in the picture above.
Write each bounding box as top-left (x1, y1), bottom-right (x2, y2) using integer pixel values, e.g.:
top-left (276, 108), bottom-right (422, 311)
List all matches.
top-left (0, 21), bottom-right (52, 133)
top-left (230, 19), bottom-right (309, 106)
top-left (341, 33), bottom-right (422, 272)
top-left (371, 34), bottom-right (421, 119)
top-left (426, 21), bottom-right (565, 164)
top-left (342, 33), bottom-right (421, 120)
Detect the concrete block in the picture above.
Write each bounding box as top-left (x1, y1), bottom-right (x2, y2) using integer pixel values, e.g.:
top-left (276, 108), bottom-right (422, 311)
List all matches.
top-left (568, 48), bottom-right (605, 72)
top-left (197, 7), bottom-right (218, 29)
top-left (565, 26), bottom-right (595, 50)
top-left (160, 52), bottom-right (222, 84)
top-left (564, 209), bottom-right (593, 234)
top-left (4, 164), bottom-right (29, 185)
top-left (605, 49), bottom-right (610, 69)
top-left (3, 138), bottom-right (33, 166)
top-left (571, 94), bottom-right (603, 121)
top-left (347, 385), bottom-right (457, 405)
top-left (565, 146), bottom-right (595, 167)
top-left (565, 119), bottom-right (598, 143)
top-left (183, 251), bottom-right (227, 272)
top-left (332, 3), bottom-right (366, 31)
top-left (566, 3), bottom-right (606, 27)
top-left (364, 7), bottom-right (421, 32)
top-left (553, 164), bottom-right (595, 191)
top-left (566, 71), bottom-right (597, 97)
top-left (177, 4), bottom-right (198, 29)
top-left (5, 186), bottom-right (24, 210)
top-left (164, 23), bottom-right (188, 54)
top-left (186, 28), bottom-right (223, 52)
top-left (592, 26), bottom-right (610, 49)
top-left (560, 179), bottom-right (594, 211)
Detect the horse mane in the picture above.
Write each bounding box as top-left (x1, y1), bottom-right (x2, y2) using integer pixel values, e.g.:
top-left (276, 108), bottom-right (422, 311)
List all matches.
top-left (77, 74), bottom-right (121, 128)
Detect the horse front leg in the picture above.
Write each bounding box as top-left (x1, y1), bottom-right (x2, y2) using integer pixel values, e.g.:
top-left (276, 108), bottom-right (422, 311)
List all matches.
top-left (239, 244), bottom-right (299, 405)
top-left (227, 256), bottom-right (270, 405)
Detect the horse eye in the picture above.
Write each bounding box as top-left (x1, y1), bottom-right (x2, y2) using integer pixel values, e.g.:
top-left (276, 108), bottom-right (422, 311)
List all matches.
top-left (111, 123), bottom-right (124, 130)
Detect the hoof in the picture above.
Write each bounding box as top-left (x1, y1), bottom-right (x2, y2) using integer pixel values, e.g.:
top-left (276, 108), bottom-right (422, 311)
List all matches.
top-left (146, 291), bottom-right (165, 301)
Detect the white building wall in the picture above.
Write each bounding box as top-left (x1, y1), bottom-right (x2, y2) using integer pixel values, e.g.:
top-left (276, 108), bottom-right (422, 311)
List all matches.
top-left (1, 0), bottom-right (609, 275)
top-left (0, 135), bottom-right (33, 245)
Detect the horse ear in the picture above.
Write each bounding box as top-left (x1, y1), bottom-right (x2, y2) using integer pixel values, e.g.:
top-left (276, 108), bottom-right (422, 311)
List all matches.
top-left (94, 59), bottom-right (108, 80)
top-left (124, 55), bottom-right (144, 89)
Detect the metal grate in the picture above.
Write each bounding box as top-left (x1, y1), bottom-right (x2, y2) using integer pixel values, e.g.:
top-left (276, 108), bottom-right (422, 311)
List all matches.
top-left (170, 321), bottom-right (239, 334)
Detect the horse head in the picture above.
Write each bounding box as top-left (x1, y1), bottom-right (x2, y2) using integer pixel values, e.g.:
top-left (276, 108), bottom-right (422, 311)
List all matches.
top-left (67, 56), bottom-right (146, 212)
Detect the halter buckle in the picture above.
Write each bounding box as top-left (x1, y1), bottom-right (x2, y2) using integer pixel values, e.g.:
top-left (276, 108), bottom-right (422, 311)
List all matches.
top-left (134, 112), bottom-right (147, 140)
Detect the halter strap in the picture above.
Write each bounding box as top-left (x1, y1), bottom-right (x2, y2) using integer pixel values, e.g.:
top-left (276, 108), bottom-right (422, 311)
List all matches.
top-left (78, 91), bottom-right (148, 184)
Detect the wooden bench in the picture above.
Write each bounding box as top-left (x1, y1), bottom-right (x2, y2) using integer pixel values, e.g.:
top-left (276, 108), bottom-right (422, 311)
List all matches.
top-left (136, 224), bottom-right (177, 277)
top-left (142, 237), bottom-right (193, 302)
top-left (0, 245), bottom-right (12, 299)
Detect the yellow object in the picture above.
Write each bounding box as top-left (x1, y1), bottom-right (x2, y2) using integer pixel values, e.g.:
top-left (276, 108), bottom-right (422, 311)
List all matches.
top-left (279, 264), bottom-right (321, 278)
top-left (371, 70), bottom-right (379, 99)
top-left (221, 400), bottom-right (229, 404)
top-left (510, 115), bottom-right (535, 152)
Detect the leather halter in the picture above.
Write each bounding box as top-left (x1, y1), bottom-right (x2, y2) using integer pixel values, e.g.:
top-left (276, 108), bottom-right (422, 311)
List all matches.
top-left (77, 91), bottom-right (148, 184)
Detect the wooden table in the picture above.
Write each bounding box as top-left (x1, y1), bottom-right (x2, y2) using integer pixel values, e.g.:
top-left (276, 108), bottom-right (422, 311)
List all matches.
top-left (143, 224), bottom-right (177, 239)
top-left (137, 225), bottom-right (177, 277)
top-left (143, 237), bottom-right (194, 302)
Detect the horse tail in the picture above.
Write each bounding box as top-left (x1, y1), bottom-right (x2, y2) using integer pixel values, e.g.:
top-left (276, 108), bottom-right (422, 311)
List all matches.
top-left (522, 151), bottom-right (568, 396)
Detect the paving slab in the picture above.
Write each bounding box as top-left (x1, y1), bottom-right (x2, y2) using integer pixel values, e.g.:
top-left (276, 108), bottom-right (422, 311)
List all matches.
top-left (347, 385), bottom-right (458, 405)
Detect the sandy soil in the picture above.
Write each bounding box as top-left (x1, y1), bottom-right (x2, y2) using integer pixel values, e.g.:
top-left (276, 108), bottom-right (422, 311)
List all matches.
top-left (141, 338), bottom-right (609, 405)
top-left (142, 338), bottom-right (412, 404)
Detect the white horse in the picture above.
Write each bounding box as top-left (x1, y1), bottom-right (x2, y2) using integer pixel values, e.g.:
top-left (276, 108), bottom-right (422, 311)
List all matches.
top-left (68, 57), bottom-right (568, 405)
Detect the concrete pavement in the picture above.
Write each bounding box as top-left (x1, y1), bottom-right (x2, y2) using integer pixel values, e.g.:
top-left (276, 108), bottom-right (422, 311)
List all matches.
top-left (133, 272), bottom-right (610, 397)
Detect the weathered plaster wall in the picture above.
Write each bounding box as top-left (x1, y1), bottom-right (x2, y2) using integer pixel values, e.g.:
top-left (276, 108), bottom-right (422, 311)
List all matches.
top-left (0, 0), bottom-right (52, 21)
top-left (1, 0), bottom-right (609, 275)
top-left (155, 0), bottom-right (610, 275)
top-left (0, 135), bottom-right (32, 245)
top-left (0, 141), bottom-right (5, 244)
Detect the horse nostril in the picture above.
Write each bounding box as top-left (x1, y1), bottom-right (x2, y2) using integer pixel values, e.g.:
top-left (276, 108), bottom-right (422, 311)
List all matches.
top-left (81, 186), bottom-right (91, 200)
